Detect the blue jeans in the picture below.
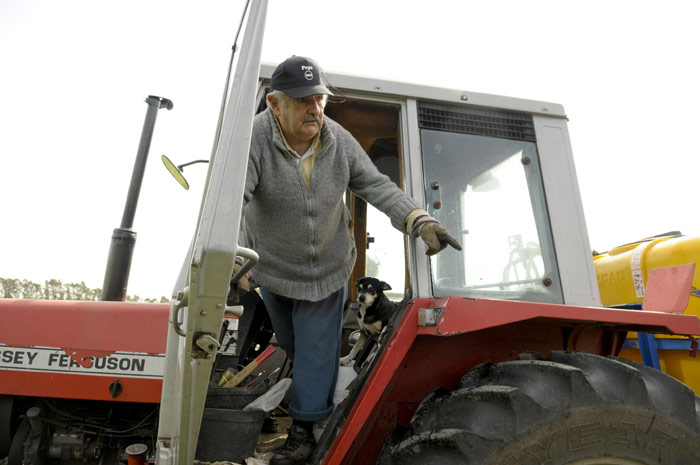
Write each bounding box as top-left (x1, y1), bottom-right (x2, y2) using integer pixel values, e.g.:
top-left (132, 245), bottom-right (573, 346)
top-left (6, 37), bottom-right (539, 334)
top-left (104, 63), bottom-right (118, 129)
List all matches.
top-left (260, 286), bottom-right (345, 422)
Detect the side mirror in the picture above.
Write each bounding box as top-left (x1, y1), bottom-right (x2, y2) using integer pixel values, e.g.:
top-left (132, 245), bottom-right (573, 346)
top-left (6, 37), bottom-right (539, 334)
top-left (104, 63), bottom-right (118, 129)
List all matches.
top-left (161, 155), bottom-right (209, 190)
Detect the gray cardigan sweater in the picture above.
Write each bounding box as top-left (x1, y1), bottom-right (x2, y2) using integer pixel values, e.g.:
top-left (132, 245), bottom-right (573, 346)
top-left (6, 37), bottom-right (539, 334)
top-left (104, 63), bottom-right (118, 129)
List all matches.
top-left (242, 108), bottom-right (420, 301)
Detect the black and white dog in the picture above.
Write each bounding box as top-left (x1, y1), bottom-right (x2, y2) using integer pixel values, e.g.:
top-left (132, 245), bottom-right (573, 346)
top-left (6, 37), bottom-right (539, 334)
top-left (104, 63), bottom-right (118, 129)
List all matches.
top-left (340, 277), bottom-right (397, 366)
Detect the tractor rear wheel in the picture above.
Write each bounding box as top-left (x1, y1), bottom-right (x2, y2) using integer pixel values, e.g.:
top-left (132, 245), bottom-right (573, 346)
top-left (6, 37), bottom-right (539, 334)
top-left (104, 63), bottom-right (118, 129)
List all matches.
top-left (386, 351), bottom-right (700, 464)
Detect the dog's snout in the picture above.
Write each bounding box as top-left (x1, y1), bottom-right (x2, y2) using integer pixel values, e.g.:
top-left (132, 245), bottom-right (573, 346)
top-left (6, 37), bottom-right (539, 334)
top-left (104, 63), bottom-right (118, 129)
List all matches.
top-left (358, 295), bottom-right (366, 303)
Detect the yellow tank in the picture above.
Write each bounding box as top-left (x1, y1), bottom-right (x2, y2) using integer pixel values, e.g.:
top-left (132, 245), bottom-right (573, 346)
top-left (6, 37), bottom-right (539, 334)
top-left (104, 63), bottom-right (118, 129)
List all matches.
top-left (593, 234), bottom-right (700, 393)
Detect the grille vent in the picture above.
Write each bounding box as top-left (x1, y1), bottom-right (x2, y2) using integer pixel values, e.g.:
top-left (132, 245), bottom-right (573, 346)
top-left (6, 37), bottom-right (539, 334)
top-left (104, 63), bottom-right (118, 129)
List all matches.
top-left (418, 102), bottom-right (536, 142)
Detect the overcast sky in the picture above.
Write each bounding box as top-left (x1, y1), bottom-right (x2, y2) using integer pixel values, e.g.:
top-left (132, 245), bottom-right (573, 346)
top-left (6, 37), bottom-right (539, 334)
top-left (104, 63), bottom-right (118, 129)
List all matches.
top-left (1, 0), bottom-right (698, 299)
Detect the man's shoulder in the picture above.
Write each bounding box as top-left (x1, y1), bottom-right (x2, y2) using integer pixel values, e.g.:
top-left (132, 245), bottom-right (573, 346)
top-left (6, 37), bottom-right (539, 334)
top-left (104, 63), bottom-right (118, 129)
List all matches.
top-left (253, 108), bottom-right (274, 130)
top-left (250, 109), bottom-right (276, 147)
top-left (321, 116), bottom-right (355, 148)
top-left (322, 115), bottom-right (344, 135)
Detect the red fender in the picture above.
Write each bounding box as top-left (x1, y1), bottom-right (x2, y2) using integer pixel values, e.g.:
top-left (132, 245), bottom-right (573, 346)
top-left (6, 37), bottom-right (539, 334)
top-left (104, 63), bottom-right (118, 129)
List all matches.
top-left (323, 297), bottom-right (700, 464)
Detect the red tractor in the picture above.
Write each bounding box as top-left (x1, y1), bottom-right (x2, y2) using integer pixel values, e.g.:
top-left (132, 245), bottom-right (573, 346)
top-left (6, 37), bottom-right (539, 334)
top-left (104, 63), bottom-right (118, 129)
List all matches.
top-left (3, 2), bottom-right (700, 464)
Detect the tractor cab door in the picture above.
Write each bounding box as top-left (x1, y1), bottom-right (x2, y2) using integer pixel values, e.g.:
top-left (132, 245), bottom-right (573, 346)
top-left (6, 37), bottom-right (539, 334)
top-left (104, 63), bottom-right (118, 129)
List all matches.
top-left (324, 100), bottom-right (409, 301)
top-left (155, 3), bottom-right (268, 465)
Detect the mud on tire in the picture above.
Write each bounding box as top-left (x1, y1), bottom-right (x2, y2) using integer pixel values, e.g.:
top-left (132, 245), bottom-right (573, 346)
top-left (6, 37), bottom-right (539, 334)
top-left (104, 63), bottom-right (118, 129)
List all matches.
top-left (384, 351), bottom-right (700, 464)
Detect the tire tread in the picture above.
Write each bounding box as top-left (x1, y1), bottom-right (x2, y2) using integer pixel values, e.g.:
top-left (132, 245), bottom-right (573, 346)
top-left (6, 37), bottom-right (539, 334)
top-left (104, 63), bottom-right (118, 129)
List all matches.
top-left (389, 351), bottom-right (700, 464)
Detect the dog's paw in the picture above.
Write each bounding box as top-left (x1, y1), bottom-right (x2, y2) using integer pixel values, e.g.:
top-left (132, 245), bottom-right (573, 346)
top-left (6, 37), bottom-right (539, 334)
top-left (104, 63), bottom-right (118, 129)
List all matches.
top-left (339, 355), bottom-right (354, 366)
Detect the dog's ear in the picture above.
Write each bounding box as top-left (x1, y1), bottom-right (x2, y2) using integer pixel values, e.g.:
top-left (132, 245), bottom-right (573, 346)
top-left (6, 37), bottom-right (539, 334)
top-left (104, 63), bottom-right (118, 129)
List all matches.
top-left (382, 281), bottom-right (392, 291)
top-left (355, 278), bottom-right (361, 287)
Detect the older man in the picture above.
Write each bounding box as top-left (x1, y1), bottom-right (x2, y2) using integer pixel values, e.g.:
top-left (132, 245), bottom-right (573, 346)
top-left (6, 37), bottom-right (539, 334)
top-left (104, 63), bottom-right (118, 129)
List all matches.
top-left (241, 56), bottom-right (460, 464)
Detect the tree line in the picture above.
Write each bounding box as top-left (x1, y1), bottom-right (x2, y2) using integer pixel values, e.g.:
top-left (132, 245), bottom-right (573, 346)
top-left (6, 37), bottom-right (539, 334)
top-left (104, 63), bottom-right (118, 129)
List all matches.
top-left (0, 277), bottom-right (168, 303)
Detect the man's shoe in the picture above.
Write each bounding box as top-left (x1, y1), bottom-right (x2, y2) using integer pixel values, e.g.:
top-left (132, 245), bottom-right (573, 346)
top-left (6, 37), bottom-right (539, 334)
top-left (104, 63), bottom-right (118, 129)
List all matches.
top-left (269, 424), bottom-right (316, 465)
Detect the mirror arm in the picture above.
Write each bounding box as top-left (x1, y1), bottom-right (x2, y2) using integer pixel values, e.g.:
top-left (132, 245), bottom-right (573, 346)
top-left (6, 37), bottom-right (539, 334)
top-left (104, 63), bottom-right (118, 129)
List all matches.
top-left (178, 159), bottom-right (209, 171)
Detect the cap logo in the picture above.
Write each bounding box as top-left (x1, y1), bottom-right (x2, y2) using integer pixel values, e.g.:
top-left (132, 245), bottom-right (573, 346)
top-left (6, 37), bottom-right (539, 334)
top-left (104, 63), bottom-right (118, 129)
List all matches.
top-left (301, 65), bottom-right (314, 80)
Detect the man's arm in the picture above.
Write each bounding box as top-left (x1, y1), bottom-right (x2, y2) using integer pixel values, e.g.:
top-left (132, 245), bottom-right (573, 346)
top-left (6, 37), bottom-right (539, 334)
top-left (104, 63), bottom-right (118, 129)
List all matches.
top-left (341, 126), bottom-right (461, 255)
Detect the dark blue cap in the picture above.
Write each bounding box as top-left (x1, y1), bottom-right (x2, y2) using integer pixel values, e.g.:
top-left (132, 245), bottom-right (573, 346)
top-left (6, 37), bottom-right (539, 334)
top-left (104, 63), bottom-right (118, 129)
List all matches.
top-left (270, 56), bottom-right (333, 98)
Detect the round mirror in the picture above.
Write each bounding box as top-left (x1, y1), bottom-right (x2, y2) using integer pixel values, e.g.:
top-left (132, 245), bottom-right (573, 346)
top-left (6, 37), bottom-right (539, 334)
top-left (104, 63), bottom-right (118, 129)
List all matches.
top-left (162, 155), bottom-right (189, 190)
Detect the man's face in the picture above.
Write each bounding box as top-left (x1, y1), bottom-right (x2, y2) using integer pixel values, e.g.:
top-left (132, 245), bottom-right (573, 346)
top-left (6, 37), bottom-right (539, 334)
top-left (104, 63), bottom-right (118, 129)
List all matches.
top-left (270, 93), bottom-right (327, 148)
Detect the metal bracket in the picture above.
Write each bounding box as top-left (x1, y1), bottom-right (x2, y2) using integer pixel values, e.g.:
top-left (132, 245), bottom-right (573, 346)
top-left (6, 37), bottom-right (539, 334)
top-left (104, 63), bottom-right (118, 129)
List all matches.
top-left (418, 307), bottom-right (444, 326)
top-left (690, 336), bottom-right (698, 358)
top-left (194, 333), bottom-right (220, 359)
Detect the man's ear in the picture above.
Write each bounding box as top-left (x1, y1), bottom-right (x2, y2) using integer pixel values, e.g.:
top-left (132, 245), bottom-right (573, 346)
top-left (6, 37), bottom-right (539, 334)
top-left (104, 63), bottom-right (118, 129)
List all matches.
top-left (267, 94), bottom-right (281, 117)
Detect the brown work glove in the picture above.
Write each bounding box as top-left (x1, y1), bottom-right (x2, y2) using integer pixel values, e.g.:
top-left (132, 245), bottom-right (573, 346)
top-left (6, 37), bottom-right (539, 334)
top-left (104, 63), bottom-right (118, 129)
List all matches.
top-left (418, 222), bottom-right (462, 256)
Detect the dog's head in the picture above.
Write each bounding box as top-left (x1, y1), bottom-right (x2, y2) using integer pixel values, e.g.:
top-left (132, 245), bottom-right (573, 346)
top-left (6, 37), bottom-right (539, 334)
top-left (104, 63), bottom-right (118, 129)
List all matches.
top-left (355, 277), bottom-right (391, 308)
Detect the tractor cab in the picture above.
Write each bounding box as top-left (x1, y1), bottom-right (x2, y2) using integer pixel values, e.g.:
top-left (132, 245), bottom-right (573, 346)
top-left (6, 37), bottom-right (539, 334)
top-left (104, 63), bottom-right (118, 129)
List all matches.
top-left (255, 64), bottom-right (599, 308)
top-left (157, 57), bottom-right (620, 465)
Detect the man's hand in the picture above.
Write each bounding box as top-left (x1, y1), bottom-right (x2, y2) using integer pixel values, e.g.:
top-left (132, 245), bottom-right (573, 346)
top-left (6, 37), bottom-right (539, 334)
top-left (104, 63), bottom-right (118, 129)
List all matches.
top-left (227, 259), bottom-right (251, 304)
top-left (232, 264), bottom-right (251, 293)
top-left (418, 222), bottom-right (462, 256)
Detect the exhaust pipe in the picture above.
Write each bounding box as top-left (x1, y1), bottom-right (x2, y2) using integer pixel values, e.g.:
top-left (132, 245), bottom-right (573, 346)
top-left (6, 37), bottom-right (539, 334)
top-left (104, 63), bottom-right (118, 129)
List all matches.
top-left (101, 96), bottom-right (173, 301)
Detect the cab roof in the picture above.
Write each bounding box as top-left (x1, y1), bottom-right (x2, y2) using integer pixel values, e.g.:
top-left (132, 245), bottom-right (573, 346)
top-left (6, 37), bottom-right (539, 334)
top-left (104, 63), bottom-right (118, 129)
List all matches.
top-left (259, 62), bottom-right (566, 119)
